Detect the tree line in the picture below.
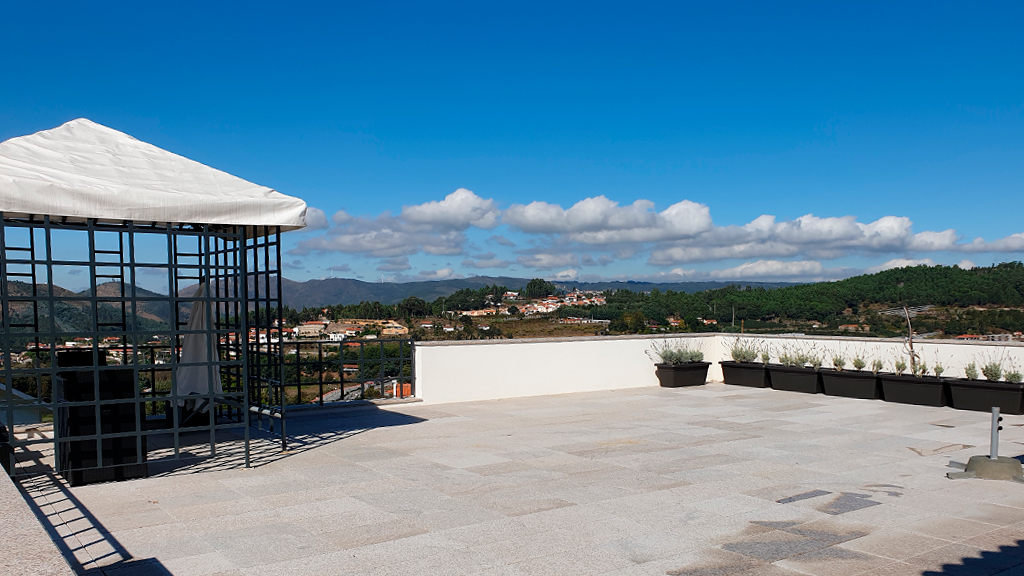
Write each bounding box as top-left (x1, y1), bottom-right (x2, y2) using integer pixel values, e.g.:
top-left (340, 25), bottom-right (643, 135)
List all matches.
top-left (281, 278), bottom-right (559, 324)
top-left (277, 262), bottom-right (1024, 336)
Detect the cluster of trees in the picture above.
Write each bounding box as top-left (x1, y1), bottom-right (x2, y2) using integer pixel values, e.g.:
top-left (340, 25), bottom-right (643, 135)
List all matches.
top-left (568, 262), bottom-right (1024, 335)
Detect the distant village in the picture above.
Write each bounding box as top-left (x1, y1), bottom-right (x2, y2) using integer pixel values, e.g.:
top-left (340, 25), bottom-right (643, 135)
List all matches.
top-left (290, 288), bottom-right (610, 341)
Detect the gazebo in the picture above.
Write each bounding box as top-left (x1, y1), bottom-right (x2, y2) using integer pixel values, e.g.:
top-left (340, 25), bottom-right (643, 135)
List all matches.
top-left (0, 118), bottom-right (306, 484)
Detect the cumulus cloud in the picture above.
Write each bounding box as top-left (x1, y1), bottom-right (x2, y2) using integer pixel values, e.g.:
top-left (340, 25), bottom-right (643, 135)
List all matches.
top-left (580, 254), bottom-right (614, 267)
top-left (707, 259), bottom-right (826, 280)
top-left (303, 207), bottom-right (329, 231)
top-left (649, 214), bottom-right (975, 265)
top-left (957, 259), bottom-right (976, 269)
top-left (415, 268), bottom-right (461, 280)
top-left (461, 252), bottom-right (512, 269)
top-left (550, 269), bottom-right (579, 281)
top-left (487, 234), bottom-right (516, 247)
top-left (326, 263), bottom-right (352, 272)
top-left (291, 188), bottom-right (1024, 278)
top-left (907, 229), bottom-right (959, 251)
top-left (965, 233), bottom-right (1024, 253)
top-left (376, 256), bottom-right (412, 271)
top-left (866, 258), bottom-right (937, 274)
top-left (504, 196), bottom-right (712, 244)
top-left (290, 189), bottom-right (500, 260)
top-left (516, 253), bottom-right (580, 270)
top-left (292, 211), bottom-right (467, 258)
top-left (584, 260), bottom-right (852, 282)
top-left (400, 188), bottom-right (500, 231)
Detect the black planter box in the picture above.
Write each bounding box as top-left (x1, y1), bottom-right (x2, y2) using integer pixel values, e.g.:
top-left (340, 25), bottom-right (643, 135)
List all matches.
top-left (947, 379), bottom-right (1024, 415)
top-left (656, 362), bottom-right (710, 388)
top-left (720, 361), bottom-right (770, 388)
top-left (767, 365), bottom-right (822, 394)
top-left (821, 370), bottom-right (881, 400)
top-left (878, 374), bottom-right (948, 407)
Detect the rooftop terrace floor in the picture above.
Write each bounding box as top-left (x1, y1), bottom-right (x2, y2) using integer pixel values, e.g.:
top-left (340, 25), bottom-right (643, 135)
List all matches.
top-left (18, 383), bottom-right (1024, 576)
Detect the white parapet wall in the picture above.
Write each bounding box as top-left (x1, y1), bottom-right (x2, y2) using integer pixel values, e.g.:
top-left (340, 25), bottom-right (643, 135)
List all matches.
top-left (415, 334), bottom-right (719, 405)
top-left (413, 333), bottom-right (1024, 405)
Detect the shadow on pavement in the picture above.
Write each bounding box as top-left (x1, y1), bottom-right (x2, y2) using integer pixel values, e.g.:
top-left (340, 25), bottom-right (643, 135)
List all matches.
top-left (18, 474), bottom-right (172, 575)
top-left (922, 539), bottom-right (1024, 575)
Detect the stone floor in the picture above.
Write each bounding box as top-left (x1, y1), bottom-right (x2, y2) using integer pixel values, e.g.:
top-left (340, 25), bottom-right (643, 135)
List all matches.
top-left (16, 383), bottom-right (1024, 575)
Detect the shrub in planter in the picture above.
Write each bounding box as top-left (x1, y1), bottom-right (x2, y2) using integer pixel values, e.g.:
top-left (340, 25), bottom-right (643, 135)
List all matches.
top-left (720, 338), bottom-right (769, 388)
top-left (767, 349), bottom-right (822, 394)
top-left (646, 340), bottom-right (710, 388)
top-left (879, 357), bottom-right (948, 407)
top-left (947, 359), bottom-right (1024, 415)
top-left (821, 352), bottom-right (881, 400)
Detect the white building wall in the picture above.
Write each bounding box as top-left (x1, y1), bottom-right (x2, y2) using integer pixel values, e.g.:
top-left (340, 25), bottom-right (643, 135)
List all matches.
top-left (413, 333), bottom-right (1024, 405)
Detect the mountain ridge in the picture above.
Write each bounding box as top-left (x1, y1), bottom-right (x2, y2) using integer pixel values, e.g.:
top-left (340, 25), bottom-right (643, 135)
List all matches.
top-left (281, 276), bottom-right (797, 308)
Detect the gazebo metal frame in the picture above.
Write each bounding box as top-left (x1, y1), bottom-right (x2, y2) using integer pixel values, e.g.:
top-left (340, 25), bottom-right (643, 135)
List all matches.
top-left (0, 213), bottom-right (284, 482)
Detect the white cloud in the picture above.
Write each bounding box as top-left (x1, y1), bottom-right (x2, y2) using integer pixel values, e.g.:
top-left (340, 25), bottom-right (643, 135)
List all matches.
top-left (575, 260), bottom-right (853, 283)
top-left (550, 269), bottom-right (579, 281)
top-left (649, 214), bottom-right (959, 265)
top-left (957, 259), bottom-right (976, 269)
top-left (649, 242), bottom-right (801, 265)
top-left (865, 258), bottom-right (936, 274)
top-left (709, 260), bottom-right (826, 280)
top-left (376, 256), bottom-right (412, 271)
top-left (332, 210), bottom-right (353, 225)
top-left (964, 232), bottom-right (1024, 253)
top-left (907, 229), bottom-right (959, 251)
top-left (326, 263), bottom-right (352, 272)
top-left (303, 207), bottom-right (329, 231)
top-left (292, 189), bottom-right (1024, 278)
top-left (401, 188), bottom-right (500, 231)
top-left (516, 253), bottom-right (579, 270)
top-left (580, 254), bottom-right (614, 267)
top-left (462, 252), bottom-right (512, 269)
top-left (415, 268), bottom-right (461, 280)
top-left (504, 196), bottom-right (712, 243)
top-left (291, 190), bottom-right (499, 260)
top-left (292, 212), bottom-right (467, 258)
top-left (487, 234), bottom-right (516, 247)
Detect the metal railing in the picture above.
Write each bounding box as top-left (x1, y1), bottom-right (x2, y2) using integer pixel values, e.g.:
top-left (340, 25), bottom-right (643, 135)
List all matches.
top-left (249, 338), bottom-right (415, 408)
top-left (246, 338), bottom-right (414, 448)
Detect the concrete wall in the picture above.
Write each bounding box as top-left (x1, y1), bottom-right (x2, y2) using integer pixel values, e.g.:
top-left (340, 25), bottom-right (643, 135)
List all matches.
top-left (414, 333), bottom-right (1024, 405)
top-left (415, 334), bottom-right (718, 405)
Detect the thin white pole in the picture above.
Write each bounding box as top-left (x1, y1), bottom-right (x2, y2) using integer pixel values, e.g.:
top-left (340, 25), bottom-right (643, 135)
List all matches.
top-left (991, 407), bottom-right (1002, 460)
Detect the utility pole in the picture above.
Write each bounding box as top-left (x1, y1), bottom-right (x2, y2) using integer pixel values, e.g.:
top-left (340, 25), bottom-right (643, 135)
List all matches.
top-left (732, 305), bottom-right (735, 327)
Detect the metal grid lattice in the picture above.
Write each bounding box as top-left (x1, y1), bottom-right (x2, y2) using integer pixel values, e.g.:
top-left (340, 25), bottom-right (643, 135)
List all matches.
top-left (0, 214), bottom-right (285, 482)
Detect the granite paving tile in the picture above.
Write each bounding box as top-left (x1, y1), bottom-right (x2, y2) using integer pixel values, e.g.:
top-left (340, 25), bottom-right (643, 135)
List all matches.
top-left (14, 383), bottom-right (1024, 575)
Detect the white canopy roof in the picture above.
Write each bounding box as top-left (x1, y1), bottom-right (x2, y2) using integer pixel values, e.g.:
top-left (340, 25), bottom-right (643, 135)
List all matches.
top-left (0, 118), bottom-right (307, 231)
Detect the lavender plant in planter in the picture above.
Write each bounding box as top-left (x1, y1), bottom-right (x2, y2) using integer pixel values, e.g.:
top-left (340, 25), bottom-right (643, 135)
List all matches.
top-left (720, 338), bottom-right (769, 388)
top-left (947, 360), bottom-right (1024, 415)
top-left (821, 352), bottom-right (881, 400)
top-left (879, 357), bottom-right (948, 407)
top-left (647, 340), bottom-right (710, 388)
top-left (767, 349), bottom-right (822, 394)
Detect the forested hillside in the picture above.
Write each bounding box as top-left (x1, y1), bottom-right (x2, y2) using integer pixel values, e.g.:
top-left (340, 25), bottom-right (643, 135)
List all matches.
top-left (284, 262), bottom-right (1024, 338)
top-left (568, 262), bottom-right (1024, 336)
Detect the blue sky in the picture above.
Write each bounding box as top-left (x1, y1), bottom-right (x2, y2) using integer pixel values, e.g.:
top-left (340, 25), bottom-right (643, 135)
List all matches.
top-left (2, 2), bottom-right (1023, 285)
